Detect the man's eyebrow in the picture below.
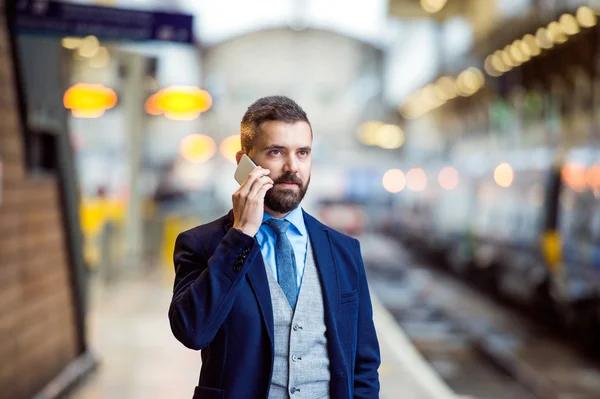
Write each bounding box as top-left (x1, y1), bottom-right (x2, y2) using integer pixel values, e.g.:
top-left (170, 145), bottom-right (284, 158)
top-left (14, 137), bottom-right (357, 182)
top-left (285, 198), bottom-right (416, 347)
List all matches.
top-left (261, 145), bottom-right (312, 151)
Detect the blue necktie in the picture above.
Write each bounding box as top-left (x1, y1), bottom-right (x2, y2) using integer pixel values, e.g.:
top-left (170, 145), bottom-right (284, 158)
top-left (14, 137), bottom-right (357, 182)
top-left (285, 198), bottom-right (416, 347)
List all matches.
top-left (265, 219), bottom-right (298, 310)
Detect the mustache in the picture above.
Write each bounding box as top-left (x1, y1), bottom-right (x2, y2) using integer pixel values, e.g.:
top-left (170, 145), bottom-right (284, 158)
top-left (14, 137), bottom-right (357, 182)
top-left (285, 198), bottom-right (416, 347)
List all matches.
top-left (273, 172), bottom-right (302, 186)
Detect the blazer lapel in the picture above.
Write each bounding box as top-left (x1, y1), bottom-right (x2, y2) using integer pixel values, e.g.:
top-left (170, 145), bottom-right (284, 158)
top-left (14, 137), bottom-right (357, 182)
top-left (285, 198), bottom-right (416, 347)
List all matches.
top-left (303, 211), bottom-right (340, 321)
top-left (223, 211), bottom-right (274, 347)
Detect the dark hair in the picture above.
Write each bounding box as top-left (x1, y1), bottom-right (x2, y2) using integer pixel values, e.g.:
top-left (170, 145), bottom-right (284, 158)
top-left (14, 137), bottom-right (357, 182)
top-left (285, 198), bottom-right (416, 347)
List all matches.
top-left (240, 96), bottom-right (311, 154)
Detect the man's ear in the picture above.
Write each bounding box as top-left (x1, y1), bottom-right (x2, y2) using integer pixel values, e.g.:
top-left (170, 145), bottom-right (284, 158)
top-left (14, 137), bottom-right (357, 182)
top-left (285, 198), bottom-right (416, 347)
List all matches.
top-left (235, 151), bottom-right (244, 164)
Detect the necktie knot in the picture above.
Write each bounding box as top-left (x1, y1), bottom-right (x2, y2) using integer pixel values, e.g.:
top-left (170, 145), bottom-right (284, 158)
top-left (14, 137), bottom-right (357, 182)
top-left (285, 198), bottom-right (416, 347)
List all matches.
top-left (265, 218), bottom-right (290, 235)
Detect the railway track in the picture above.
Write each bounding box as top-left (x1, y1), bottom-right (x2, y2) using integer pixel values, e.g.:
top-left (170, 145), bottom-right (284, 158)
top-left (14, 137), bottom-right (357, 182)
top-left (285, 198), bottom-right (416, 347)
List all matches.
top-left (361, 234), bottom-right (600, 399)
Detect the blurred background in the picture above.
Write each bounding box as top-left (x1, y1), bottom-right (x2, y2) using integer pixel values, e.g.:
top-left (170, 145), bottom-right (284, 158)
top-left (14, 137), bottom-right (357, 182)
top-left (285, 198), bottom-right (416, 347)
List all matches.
top-left (6, 0), bottom-right (600, 398)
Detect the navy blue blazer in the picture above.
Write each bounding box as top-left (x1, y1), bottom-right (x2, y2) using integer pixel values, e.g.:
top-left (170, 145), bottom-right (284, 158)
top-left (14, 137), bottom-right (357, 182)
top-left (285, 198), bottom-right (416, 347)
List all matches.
top-left (169, 210), bottom-right (380, 399)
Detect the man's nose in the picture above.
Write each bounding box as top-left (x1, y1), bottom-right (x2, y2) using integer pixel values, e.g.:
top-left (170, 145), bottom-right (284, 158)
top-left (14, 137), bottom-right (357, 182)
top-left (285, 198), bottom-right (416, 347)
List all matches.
top-left (283, 154), bottom-right (299, 173)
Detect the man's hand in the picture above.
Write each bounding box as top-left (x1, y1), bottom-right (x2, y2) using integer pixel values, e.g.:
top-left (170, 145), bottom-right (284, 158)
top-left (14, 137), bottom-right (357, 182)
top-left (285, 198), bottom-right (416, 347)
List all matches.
top-left (232, 166), bottom-right (273, 237)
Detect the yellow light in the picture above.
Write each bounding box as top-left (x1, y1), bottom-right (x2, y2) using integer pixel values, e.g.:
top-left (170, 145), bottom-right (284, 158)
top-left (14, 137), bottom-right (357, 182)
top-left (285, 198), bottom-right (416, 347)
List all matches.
top-left (436, 76), bottom-right (457, 99)
top-left (501, 50), bottom-right (516, 68)
top-left (438, 167), bottom-right (459, 190)
top-left (147, 86), bottom-right (212, 120)
top-left (491, 52), bottom-right (508, 73)
top-left (401, 105), bottom-right (427, 120)
top-left (457, 68), bottom-right (484, 96)
top-left (521, 34), bottom-right (541, 56)
top-left (484, 55), bottom-right (501, 77)
top-left (547, 22), bottom-right (568, 44)
top-left (63, 83), bottom-right (117, 118)
top-left (576, 6), bottom-right (597, 28)
top-left (375, 124), bottom-right (405, 149)
top-left (469, 67), bottom-right (485, 85)
top-left (559, 14), bottom-right (580, 35)
top-left (510, 41), bottom-right (529, 63)
top-left (536, 27), bottom-right (554, 49)
top-left (421, 84), bottom-right (445, 108)
top-left (77, 35), bottom-right (100, 58)
top-left (358, 121), bottom-right (383, 145)
top-left (145, 95), bottom-right (161, 116)
top-left (406, 168), bottom-right (427, 192)
top-left (503, 45), bottom-right (521, 66)
top-left (382, 169), bottom-right (406, 193)
top-left (62, 37), bottom-right (82, 49)
top-left (494, 163), bottom-right (514, 188)
top-left (433, 84), bottom-right (447, 101)
top-left (420, 0), bottom-right (447, 14)
top-left (88, 46), bottom-right (110, 69)
top-left (180, 134), bottom-right (217, 164)
top-left (220, 135), bottom-right (242, 163)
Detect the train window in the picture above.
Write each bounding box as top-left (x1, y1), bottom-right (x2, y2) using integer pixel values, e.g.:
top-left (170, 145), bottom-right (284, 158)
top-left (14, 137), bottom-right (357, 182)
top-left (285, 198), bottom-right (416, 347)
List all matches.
top-left (590, 207), bottom-right (600, 244)
top-left (559, 189), bottom-right (576, 236)
top-left (562, 190), bottom-right (595, 242)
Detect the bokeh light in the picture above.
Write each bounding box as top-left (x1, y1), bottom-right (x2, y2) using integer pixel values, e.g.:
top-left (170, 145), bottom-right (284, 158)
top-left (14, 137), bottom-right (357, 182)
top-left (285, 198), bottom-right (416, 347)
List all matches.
top-left (220, 135), bottom-right (242, 163)
top-left (63, 83), bottom-right (117, 118)
top-left (494, 163), bottom-right (514, 188)
top-left (382, 169), bottom-right (406, 193)
top-left (406, 168), bottom-right (427, 192)
top-left (180, 134), bottom-right (217, 164)
top-left (438, 167), bottom-right (459, 190)
top-left (562, 162), bottom-right (587, 192)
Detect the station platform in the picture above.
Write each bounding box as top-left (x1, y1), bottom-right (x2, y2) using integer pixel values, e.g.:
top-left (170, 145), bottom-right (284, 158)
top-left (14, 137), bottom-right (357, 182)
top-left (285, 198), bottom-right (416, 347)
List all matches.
top-left (67, 267), bottom-right (457, 399)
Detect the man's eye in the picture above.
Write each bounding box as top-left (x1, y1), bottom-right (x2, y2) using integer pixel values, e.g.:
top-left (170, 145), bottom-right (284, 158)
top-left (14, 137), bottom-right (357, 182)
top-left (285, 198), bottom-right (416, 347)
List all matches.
top-left (269, 150), bottom-right (281, 156)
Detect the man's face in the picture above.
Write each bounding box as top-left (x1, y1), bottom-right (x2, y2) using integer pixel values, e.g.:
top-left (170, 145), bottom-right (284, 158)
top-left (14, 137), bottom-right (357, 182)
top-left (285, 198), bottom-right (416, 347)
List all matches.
top-left (249, 120), bottom-right (312, 214)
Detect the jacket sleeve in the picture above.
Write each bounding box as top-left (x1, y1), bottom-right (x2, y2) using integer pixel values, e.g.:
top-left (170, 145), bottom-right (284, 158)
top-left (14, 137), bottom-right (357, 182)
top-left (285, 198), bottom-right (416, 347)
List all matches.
top-left (168, 227), bottom-right (258, 350)
top-left (353, 238), bottom-right (381, 398)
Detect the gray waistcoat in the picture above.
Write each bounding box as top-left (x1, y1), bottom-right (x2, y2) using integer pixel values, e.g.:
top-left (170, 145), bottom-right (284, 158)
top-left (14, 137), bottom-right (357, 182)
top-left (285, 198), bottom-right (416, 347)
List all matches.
top-left (265, 240), bottom-right (331, 399)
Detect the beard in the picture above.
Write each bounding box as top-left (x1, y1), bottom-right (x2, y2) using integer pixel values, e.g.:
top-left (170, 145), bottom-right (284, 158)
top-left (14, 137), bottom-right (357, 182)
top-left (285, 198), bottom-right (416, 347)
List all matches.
top-left (264, 172), bottom-right (310, 214)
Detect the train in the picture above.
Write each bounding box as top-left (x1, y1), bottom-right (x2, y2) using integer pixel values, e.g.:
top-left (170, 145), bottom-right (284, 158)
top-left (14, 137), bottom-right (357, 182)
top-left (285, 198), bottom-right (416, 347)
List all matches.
top-left (385, 145), bottom-right (600, 348)
top-left (380, 6), bottom-right (600, 349)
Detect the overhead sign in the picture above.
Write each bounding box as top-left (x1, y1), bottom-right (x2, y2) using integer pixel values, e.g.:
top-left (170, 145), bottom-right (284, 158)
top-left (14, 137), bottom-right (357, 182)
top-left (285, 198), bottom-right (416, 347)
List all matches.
top-left (15, 0), bottom-right (194, 43)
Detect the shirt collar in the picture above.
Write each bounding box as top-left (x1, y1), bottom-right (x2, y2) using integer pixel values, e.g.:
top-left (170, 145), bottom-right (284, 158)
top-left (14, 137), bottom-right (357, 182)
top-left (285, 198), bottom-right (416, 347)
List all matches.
top-left (262, 205), bottom-right (307, 237)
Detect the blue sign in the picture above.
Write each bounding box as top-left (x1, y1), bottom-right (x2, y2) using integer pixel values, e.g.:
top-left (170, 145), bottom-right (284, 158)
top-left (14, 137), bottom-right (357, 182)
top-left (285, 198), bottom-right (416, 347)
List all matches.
top-left (15, 0), bottom-right (194, 43)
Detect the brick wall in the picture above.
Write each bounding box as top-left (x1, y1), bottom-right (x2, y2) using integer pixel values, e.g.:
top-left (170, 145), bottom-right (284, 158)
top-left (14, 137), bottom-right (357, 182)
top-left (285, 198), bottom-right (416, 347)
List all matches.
top-left (0, 5), bottom-right (79, 399)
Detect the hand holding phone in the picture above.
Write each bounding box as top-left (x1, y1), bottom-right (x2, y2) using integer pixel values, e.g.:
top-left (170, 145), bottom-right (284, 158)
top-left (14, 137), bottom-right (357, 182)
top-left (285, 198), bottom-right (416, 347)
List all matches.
top-left (232, 154), bottom-right (273, 237)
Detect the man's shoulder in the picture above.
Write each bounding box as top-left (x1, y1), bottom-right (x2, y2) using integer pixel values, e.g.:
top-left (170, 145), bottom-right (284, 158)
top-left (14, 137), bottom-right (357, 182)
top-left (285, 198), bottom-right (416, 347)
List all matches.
top-left (179, 212), bottom-right (231, 240)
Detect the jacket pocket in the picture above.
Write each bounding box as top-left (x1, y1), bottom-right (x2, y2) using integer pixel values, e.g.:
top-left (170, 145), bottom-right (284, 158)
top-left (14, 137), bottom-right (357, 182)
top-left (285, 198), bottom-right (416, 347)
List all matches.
top-left (192, 385), bottom-right (224, 399)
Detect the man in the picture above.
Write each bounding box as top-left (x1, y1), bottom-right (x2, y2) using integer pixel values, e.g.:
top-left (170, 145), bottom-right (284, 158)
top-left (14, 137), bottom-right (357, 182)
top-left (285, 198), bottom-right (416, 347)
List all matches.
top-left (169, 96), bottom-right (380, 399)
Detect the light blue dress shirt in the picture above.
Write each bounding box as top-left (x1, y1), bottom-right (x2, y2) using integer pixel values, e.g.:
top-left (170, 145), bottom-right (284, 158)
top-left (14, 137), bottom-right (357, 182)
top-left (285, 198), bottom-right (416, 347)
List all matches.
top-left (256, 205), bottom-right (308, 291)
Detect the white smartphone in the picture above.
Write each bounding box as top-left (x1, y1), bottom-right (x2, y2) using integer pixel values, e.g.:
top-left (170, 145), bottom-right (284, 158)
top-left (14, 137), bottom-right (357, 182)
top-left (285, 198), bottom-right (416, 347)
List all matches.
top-left (234, 153), bottom-right (258, 185)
